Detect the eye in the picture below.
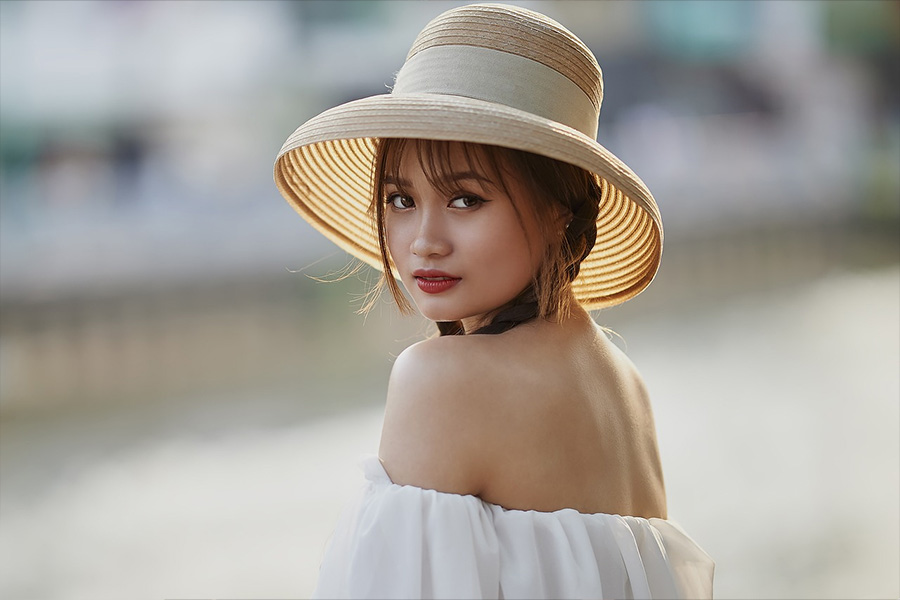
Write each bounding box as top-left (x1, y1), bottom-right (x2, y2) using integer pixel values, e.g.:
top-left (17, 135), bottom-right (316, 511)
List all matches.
top-left (448, 195), bottom-right (484, 209)
top-left (386, 193), bottom-right (414, 209)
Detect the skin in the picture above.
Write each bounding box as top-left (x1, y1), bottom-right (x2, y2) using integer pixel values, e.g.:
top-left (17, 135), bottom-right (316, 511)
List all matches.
top-left (378, 143), bottom-right (667, 519)
top-left (382, 144), bottom-right (544, 331)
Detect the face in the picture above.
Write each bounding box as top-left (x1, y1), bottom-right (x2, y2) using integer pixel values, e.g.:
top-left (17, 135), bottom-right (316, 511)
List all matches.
top-left (383, 142), bottom-right (545, 332)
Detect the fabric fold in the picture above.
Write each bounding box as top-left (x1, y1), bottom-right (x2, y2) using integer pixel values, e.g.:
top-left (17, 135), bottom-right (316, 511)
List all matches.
top-left (312, 455), bottom-right (713, 599)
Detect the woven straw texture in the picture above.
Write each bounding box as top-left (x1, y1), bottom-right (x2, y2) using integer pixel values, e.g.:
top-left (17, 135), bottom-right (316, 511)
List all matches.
top-left (274, 3), bottom-right (662, 309)
top-left (406, 4), bottom-right (603, 111)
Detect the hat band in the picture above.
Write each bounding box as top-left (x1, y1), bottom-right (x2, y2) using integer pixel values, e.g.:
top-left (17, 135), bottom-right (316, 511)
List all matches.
top-left (392, 45), bottom-right (599, 139)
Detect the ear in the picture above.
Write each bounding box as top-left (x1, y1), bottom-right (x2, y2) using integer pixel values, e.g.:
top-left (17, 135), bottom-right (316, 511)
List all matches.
top-left (554, 205), bottom-right (573, 233)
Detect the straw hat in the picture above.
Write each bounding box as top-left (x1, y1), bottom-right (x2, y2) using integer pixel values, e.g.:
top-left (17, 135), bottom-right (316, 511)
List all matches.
top-left (274, 3), bottom-right (661, 309)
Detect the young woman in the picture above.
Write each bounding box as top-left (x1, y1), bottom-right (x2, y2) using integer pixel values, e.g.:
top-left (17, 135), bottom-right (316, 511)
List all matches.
top-left (275, 4), bottom-right (714, 598)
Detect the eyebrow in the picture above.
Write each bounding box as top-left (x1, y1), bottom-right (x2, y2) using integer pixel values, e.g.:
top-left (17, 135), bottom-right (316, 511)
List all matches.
top-left (382, 171), bottom-right (496, 188)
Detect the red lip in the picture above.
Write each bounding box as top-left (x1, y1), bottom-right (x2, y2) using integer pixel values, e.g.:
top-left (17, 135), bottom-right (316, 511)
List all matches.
top-left (413, 269), bottom-right (461, 294)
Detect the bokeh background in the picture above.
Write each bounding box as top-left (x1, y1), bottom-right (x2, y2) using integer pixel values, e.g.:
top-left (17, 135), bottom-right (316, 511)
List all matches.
top-left (1, 1), bottom-right (897, 598)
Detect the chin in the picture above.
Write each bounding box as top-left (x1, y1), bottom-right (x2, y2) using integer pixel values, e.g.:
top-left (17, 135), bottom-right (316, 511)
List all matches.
top-left (412, 299), bottom-right (472, 324)
top-left (416, 307), bottom-right (465, 323)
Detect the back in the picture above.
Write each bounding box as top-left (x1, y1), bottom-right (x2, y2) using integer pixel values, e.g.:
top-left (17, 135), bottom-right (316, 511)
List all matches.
top-left (379, 305), bottom-right (667, 519)
top-left (471, 308), bottom-right (667, 518)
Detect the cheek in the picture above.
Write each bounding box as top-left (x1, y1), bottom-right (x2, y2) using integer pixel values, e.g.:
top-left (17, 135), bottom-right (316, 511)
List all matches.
top-left (469, 220), bottom-right (537, 275)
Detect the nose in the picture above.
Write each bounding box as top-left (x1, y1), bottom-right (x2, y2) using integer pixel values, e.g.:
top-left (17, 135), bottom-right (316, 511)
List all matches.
top-left (411, 209), bottom-right (451, 258)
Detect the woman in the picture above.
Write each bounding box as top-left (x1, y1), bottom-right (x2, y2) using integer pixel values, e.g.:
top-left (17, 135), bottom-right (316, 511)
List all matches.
top-left (275, 4), bottom-right (714, 598)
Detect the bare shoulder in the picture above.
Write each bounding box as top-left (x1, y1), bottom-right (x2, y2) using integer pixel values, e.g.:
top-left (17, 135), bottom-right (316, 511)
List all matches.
top-left (378, 335), bottom-right (506, 497)
top-left (599, 328), bottom-right (653, 405)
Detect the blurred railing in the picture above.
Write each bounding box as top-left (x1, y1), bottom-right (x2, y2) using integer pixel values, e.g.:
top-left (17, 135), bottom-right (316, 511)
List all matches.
top-left (2, 220), bottom-right (895, 416)
top-left (0, 268), bottom-right (425, 415)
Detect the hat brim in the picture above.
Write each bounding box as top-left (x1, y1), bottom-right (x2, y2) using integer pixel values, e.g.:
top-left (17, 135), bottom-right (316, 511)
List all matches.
top-left (274, 92), bottom-right (662, 310)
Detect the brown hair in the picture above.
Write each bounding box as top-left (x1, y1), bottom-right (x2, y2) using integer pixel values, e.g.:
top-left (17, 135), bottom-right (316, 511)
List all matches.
top-left (365, 138), bottom-right (601, 335)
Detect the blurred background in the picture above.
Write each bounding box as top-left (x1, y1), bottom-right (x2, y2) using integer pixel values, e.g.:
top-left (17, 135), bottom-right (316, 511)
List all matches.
top-left (0, 1), bottom-right (897, 598)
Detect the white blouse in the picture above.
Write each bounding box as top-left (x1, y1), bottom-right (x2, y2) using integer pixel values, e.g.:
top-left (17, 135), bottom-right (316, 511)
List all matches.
top-left (312, 455), bottom-right (714, 599)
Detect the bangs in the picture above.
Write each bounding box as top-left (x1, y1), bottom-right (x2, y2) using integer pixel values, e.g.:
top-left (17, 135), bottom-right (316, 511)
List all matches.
top-left (377, 138), bottom-right (517, 199)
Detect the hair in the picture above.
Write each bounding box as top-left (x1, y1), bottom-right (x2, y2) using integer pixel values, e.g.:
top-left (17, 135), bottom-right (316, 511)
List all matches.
top-left (365, 138), bottom-right (602, 336)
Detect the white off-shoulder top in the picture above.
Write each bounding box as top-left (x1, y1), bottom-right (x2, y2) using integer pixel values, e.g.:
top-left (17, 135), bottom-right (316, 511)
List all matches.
top-left (312, 455), bottom-right (714, 599)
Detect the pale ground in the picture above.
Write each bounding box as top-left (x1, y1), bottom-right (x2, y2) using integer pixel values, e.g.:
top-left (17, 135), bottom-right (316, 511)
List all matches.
top-left (0, 266), bottom-right (897, 599)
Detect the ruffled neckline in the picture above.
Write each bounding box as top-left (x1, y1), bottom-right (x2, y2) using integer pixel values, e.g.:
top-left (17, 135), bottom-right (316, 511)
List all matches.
top-left (359, 453), bottom-right (667, 523)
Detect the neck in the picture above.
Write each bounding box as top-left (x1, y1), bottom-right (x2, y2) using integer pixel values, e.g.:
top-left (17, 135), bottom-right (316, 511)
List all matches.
top-left (460, 314), bottom-right (491, 334)
top-left (459, 290), bottom-right (581, 335)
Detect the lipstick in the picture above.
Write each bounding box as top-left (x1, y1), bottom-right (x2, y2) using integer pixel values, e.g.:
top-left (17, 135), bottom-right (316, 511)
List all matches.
top-left (413, 269), bottom-right (461, 294)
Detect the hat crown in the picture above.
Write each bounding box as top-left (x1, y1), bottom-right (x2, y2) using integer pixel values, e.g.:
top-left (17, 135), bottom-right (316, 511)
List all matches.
top-left (393, 3), bottom-right (604, 138)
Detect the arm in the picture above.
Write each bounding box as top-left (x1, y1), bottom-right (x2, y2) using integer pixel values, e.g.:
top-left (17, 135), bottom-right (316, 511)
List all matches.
top-left (378, 337), bottom-right (495, 497)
